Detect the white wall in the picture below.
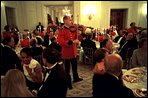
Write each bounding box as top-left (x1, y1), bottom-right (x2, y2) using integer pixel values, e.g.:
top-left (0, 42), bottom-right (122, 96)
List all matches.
top-left (73, 1), bottom-right (80, 24)
top-left (74, 1), bottom-right (147, 30)
top-left (1, 2), bottom-right (7, 37)
top-left (79, 1), bottom-right (101, 29)
top-left (137, 1), bottom-right (147, 28)
top-left (1, 1), bottom-right (18, 34)
top-left (103, 1), bottom-right (146, 28)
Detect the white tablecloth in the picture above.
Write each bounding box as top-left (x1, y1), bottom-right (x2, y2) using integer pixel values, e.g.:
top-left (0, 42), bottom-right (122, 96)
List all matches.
top-left (15, 46), bottom-right (22, 57)
top-left (122, 67), bottom-right (147, 97)
top-left (93, 40), bottom-right (100, 48)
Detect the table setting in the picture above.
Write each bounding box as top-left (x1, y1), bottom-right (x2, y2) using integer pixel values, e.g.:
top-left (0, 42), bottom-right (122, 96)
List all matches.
top-left (122, 67), bottom-right (147, 97)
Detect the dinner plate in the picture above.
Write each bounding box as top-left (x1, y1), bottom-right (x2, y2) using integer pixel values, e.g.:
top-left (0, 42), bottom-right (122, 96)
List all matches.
top-left (122, 75), bottom-right (137, 83)
top-left (134, 88), bottom-right (147, 97)
top-left (131, 68), bottom-right (145, 75)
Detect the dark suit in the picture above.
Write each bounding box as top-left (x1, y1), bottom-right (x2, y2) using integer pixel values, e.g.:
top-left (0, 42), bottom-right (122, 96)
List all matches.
top-left (81, 39), bottom-right (97, 52)
top-left (42, 34), bottom-right (50, 47)
top-left (48, 42), bottom-right (62, 53)
top-left (119, 37), bottom-right (138, 60)
top-left (92, 73), bottom-right (135, 97)
top-left (114, 36), bottom-right (126, 48)
top-left (1, 46), bottom-right (22, 75)
top-left (37, 63), bottom-right (68, 97)
top-left (31, 47), bottom-right (43, 57)
top-left (36, 25), bottom-right (44, 32)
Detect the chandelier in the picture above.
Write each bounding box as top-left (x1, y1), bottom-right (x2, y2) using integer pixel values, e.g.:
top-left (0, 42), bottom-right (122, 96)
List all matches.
top-left (62, 6), bottom-right (71, 16)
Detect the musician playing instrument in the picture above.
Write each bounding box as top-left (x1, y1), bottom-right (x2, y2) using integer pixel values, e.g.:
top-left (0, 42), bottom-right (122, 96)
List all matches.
top-left (127, 22), bottom-right (147, 36)
top-left (57, 15), bottom-right (83, 89)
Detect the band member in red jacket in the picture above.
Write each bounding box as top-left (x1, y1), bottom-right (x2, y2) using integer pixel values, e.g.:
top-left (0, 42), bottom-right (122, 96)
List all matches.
top-left (57, 15), bottom-right (83, 89)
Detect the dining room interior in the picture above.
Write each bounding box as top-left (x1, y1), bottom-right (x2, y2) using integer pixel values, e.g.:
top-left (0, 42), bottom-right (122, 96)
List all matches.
top-left (1, 1), bottom-right (147, 97)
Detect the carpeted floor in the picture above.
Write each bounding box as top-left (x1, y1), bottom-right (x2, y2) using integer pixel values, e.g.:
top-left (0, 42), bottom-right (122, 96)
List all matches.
top-left (66, 63), bottom-right (93, 97)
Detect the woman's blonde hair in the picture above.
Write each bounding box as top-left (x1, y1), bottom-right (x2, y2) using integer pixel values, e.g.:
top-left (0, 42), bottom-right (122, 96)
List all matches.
top-left (1, 69), bottom-right (34, 97)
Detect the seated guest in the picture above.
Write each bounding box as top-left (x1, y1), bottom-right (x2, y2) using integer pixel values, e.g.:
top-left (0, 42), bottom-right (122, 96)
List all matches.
top-left (113, 29), bottom-right (126, 48)
top-left (37, 48), bottom-right (68, 97)
top-left (42, 32), bottom-right (51, 47)
top-left (20, 30), bottom-right (30, 48)
top-left (127, 22), bottom-right (139, 36)
top-left (131, 38), bottom-right (147, 68)
top-left (100, 38), bottom-right (124, 83)
top-left (2, 25), bottom-right (12, 39)
top-left (36, 36), bottom-right (43, 46)
top-left (48, 37), bottom-right (62, 52)
top-left (93, 48), bottom-right (108, 75)
top-left (139, 30), bottom-right (147, 40)
top-left (118, 32), bottom-right (138, 61)
top-left (1, 37), bottom-right (22, 75)
top-left (31, 29), bottom-right (43, 46)
top-left (92, 54), bottom-right (135, 97)
top-left (1, 69), bottom-right (34, 97)
top-left (78, 32), bottom-right (87, 42)
top-left (20, 47), bottom-right (44, 91)
top-left (81, 33), bottom-right (97, 52)
top-left (30, 38), bottom-right (43, 57)
top-left (11, 25), bottom-right (19, 46)
top-left (100, 38), bottom-right (113, 54)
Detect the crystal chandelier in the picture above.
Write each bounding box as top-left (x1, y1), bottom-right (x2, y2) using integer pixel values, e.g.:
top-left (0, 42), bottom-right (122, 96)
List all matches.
top-left (62, 6), bottom-right (71, 16)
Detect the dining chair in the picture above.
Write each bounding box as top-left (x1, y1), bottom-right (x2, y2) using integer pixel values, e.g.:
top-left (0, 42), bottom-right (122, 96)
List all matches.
top-left (83, 47), bottom-right (94, 66)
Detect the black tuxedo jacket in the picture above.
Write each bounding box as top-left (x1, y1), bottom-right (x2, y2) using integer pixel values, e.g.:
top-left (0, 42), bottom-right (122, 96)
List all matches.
top-left (119, 37), bottom-right (138, 60)
top-left (37, 63), bottom-right (68, 97)
top-left (1, 46), bottom-right (22, 75)
top-left (114, 36), bottom-right (126, 48)
top-left (92, 73), bottom-right (135, 97)
top-left (36, 25), bottom-right (44, 32)
top-left (48, 42), bottom-right (62, 53)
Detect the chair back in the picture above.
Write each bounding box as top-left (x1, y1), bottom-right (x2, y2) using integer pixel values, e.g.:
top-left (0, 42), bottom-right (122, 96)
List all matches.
top-left (125, 48), bottom-right (133, 69)
top-left (83, 47), bottom-right (94, 65)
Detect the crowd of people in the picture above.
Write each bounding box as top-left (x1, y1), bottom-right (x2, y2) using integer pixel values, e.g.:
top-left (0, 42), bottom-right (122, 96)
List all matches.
top-left (1, 15), bottom-right (147, 97)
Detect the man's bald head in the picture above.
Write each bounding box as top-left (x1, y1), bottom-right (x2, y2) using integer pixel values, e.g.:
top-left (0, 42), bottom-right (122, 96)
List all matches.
top-left (104, 54), bottom-right (123, 76)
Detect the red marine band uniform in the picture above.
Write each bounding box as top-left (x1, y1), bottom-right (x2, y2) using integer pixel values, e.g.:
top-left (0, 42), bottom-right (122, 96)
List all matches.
top-left (57, 25), bottom-right (83, 89)
top-left (57, 26), bottom-right (77, 59)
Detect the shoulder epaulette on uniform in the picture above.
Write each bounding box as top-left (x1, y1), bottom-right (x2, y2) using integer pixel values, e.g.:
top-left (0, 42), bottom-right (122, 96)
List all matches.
top-left (63, 26), bottom-right (70, 30)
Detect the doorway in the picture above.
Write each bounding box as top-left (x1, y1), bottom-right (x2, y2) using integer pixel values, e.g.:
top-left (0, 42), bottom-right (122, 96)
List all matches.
top-left (110, 9), bottom-right (128, 31)
top-left (5, 6), bottom-right (16, 27)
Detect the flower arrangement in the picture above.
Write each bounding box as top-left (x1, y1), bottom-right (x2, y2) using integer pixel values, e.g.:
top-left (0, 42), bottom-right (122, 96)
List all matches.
top-left (110, 32), bottom-right (116, 36)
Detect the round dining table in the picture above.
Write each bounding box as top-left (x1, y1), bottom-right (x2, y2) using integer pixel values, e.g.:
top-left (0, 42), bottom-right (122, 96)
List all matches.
top-left (122, 67), bottom-right (147, 97)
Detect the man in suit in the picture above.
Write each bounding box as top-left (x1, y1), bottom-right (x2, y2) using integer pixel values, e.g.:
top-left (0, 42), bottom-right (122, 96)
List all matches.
top-left (48, 37), bottom-right (61, 53)
top-left (37, 48), bottom-right (68, 97)
top-left (119, 32), bottom-right (138, 61)
top-left (36, 22), bottom-right (44, 33)
top-left (92, 54), bottom-right (135, 97)
top-left (81, 33), bottom-right (97, 53)
top-left (1, 37), bottom-right (22, 75)
top-left (114, 29), bottom-right (126, 48)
